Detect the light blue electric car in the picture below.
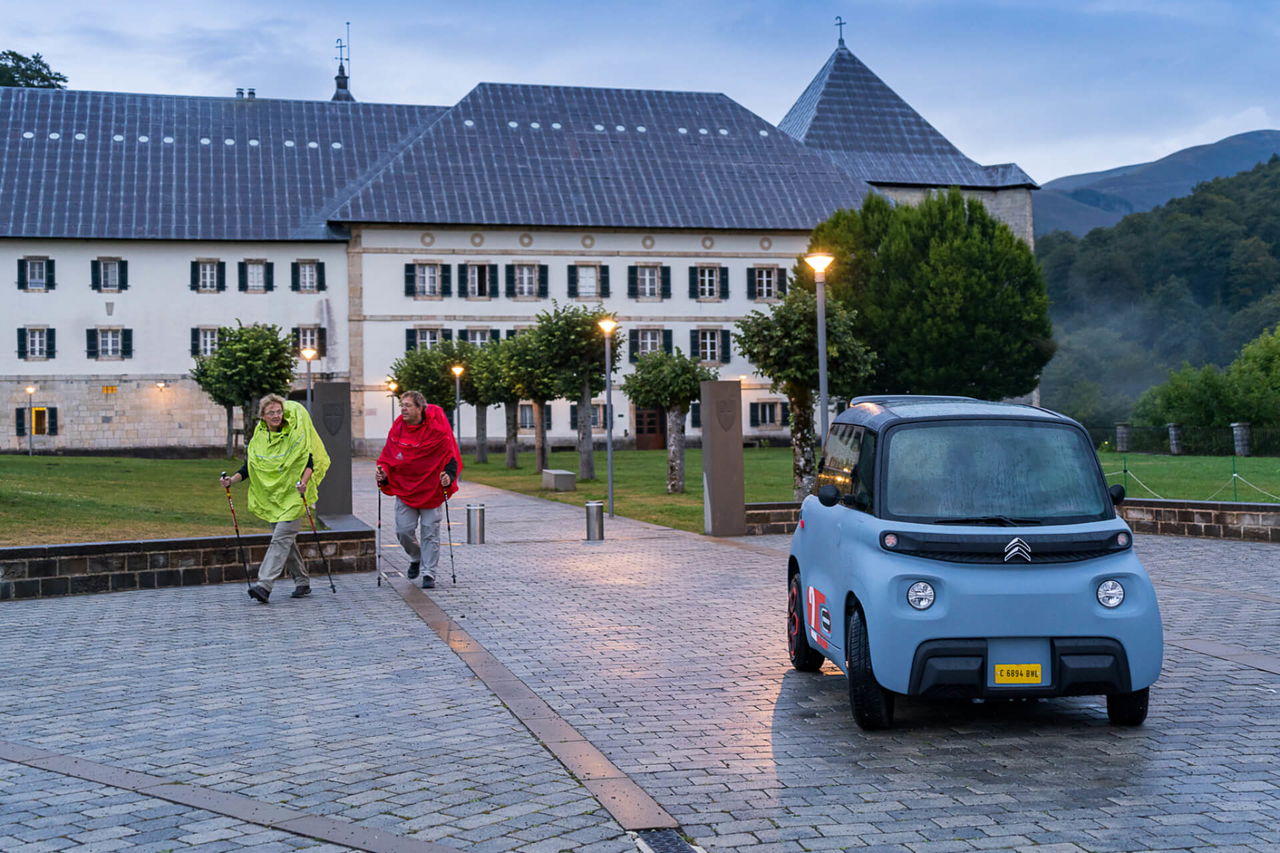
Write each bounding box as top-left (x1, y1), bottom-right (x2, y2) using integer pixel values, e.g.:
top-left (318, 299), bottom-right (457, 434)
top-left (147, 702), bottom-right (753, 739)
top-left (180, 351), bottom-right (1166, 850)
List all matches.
top-left (787, 396), bottom-right (1163, 729)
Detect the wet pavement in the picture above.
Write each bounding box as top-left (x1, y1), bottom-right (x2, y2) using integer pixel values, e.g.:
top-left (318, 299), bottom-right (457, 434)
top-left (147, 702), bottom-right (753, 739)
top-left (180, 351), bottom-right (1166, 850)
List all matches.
top-left (2, 459), bottom-right (1278, 852)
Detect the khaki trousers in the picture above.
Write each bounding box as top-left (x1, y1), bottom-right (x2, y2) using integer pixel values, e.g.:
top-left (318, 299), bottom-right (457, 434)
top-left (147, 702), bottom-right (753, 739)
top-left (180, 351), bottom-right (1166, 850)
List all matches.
top-left (257, 518), bottom-right (309, 592)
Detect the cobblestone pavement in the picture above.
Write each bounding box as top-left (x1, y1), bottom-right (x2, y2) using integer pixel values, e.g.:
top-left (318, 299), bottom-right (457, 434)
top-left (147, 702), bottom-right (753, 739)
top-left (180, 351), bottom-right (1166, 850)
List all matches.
top-left (2, 459), bottom-right (1278, 852)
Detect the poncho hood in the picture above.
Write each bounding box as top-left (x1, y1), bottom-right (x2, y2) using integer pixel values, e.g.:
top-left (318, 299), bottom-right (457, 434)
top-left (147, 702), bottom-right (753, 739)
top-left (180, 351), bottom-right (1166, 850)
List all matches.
top-left (246, 399), bottom-right (331, 522)
top-left (377, 403), bottom-right (461, 509)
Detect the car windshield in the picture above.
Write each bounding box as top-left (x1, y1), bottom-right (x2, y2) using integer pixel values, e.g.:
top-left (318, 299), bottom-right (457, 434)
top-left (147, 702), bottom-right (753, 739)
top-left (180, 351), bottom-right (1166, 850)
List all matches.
top-left (883, 420), bottom-right (1108, 523)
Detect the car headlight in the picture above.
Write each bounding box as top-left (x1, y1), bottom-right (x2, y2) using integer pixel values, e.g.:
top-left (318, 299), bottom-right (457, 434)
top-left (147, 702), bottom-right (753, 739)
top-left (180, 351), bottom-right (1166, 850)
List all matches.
top-left (907, 581), bottom-right (935, 610)
top-left (1097, 579), bottom-right (1125, 608)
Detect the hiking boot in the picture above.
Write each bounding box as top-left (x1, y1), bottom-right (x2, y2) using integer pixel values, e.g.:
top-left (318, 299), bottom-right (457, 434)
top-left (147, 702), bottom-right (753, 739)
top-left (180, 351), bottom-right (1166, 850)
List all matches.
top-left (290, 586), bottom-right (311, 598)
top-left (421, 575), bottom-right (435, 589)
top-left (407, 561), bottom-right (421, 579)
top-left (248, 585), bottom-right (270, 604)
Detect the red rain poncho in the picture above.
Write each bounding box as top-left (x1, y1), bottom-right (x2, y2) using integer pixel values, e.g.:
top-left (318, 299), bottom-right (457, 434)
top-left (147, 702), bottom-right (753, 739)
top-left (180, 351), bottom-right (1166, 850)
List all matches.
top-left (376, 403), bottom-right (462, 509)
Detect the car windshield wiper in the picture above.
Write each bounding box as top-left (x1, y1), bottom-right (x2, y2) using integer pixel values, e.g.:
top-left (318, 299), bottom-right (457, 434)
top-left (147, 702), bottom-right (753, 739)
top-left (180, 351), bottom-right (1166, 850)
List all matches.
top-left (932, 515), bottom-right (1042, 526)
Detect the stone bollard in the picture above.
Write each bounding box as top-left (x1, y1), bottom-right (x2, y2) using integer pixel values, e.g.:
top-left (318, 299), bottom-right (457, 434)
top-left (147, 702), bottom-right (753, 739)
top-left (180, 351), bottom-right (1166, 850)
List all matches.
top-left (1115, 423), bottom-right (1130, 454)
top-left (466, 504), bottom-right (485, 544)
top-left (1167, 423), bottom-right (1182, 456)
top-left (585, 501), bottom-right (605, 541)
top-left (1231, 422), bottom-right (1251, 457)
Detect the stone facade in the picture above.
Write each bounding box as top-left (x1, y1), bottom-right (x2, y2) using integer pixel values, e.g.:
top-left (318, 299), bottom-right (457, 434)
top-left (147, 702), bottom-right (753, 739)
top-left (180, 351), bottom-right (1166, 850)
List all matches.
top-left (875, 186), bottom-right (1036, 247)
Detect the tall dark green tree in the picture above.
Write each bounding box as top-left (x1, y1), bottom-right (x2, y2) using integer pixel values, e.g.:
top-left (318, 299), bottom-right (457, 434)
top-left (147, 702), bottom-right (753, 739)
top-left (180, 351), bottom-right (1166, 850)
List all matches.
top-left (805, 189), bottom-right (1054, 399)
top-left (621, 349), bottom-right (717, 493)
top-left (190, 322), bottom-right (295, 453)
top-left (0, 51), bottom-right (67, 88)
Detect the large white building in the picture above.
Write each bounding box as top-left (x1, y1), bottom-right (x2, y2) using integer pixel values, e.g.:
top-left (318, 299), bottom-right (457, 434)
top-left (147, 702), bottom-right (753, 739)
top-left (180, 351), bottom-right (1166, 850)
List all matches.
top-left (2, 41), bottom-right (1035, 455)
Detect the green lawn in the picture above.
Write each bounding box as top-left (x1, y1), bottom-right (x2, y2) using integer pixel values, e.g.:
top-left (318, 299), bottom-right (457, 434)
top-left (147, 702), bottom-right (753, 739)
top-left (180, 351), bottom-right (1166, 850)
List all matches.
top-left (1099, 451), bottom-right (1280, 503)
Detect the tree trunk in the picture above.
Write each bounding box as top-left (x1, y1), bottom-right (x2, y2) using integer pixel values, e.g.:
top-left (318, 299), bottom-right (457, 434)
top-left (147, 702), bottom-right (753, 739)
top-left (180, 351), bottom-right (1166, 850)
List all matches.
top-left (225, 406), bottom-right (234, 457)
top-left (577, 379), bottom-right (595, 480)
top-left (504, 402), bottom-right (519, 468)
top-left (532, 400), bottom-right (548, 473)
top-left (787, 384), bottom-right (817, 500)
top-left (474, 404), bottom-right (489, 464)
top-left (665, 406), bottom-right (687, 493)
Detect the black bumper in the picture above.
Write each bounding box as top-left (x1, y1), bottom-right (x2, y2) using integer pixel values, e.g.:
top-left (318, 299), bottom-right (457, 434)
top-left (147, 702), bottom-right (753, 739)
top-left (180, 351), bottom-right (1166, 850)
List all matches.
top-left (907, 637), bottom-right (1133, 699)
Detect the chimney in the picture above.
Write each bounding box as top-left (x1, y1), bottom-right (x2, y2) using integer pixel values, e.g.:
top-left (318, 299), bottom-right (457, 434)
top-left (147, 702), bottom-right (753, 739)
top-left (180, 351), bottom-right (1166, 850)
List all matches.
top-left (246, 88), bottom-right (256, 100)
top-left (235, 88), bottom-right (244, 99)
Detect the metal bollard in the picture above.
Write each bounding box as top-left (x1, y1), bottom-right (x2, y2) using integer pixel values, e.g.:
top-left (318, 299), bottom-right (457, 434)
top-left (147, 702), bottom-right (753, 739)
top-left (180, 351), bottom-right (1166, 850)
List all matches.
top-left (466, 504), bottom-right (485, 544)
top-left (585, 501), bottom-right (605, 541)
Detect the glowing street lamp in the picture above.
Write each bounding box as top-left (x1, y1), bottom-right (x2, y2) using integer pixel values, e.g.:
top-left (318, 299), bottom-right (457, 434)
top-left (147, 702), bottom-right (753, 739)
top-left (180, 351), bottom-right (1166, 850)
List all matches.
top-left (300, 346), bottom-right (318, 413)
top-left (597, 317), bottom-right (618, 518)
top-left (385, 377), bottom-right (398, 422)
top-left (24, 384), bottom-right (36, 456)
top-left (451, 364), bottom-right (464, 448)
top-left (804, 252), bottom-right (835, 444)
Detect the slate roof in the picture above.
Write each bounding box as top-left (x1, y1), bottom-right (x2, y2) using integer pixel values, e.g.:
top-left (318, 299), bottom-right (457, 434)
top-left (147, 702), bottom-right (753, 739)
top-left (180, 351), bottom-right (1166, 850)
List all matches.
top-left (0, 88), bottom-right (445, 240)
top-left (330, 82), bottom-right (869, 231)
top-left (779, 45), bottom-right (1035, 190)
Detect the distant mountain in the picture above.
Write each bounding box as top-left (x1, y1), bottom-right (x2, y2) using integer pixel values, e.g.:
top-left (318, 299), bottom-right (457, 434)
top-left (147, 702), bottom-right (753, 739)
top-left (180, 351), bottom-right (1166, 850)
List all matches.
top-left (1033, 130), bottom-right (1280, 236)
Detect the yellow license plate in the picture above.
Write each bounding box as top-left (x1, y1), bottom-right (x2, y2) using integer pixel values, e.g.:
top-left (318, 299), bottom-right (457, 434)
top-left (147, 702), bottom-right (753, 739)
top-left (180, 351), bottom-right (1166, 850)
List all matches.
top-left (994, 664), bottom-right (1042, 684)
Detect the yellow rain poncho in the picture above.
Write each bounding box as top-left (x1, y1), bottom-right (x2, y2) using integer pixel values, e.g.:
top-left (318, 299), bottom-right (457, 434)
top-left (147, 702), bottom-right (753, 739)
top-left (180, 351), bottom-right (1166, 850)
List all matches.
top-left (246, 400), bottom-right (331, 523)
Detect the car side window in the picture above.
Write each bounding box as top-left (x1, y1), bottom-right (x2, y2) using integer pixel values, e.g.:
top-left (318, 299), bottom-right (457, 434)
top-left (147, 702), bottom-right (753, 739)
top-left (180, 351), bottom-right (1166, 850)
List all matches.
top-left (816, 424), bottom-right (863, 496)
top-left (850, 430), bottom-right (877, 513)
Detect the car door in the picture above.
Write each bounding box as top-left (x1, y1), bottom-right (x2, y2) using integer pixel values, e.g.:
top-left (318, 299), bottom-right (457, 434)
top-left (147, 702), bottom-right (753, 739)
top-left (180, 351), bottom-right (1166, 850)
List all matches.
top-left (801, 423), bottom-right (864, 658)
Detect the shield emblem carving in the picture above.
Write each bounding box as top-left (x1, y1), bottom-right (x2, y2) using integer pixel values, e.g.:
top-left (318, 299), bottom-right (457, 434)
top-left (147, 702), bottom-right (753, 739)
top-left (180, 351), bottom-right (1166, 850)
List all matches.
top-left (322, 402), bottom-right (344, 436)
top-left (715, 399), bottom-right (736, 431)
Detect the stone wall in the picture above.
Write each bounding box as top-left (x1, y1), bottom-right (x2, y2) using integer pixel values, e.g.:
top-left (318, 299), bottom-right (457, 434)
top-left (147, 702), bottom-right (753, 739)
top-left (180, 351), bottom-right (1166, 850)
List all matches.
top-left (0, 518), bottom-right (373, 600)
top-left (874, 186), bottom-right (1035, 247)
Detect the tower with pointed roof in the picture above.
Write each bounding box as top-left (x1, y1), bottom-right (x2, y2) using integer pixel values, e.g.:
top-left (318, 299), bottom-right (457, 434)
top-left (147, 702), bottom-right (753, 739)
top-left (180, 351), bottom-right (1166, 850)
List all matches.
top-left (331, 62), bottom-right (355, 102)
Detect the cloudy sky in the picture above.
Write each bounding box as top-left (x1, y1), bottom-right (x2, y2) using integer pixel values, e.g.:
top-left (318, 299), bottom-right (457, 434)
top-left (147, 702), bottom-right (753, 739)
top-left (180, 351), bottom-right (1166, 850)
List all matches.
top-left (7, 0), bottom-right (1278, 183)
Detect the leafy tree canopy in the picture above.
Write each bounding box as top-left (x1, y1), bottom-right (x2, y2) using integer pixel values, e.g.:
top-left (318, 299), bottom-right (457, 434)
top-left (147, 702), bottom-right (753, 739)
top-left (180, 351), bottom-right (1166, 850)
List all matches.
top-left (621, 348), bottom-right (717, 414)
top-left (388, 339), bottom-right (476, 411)
top-left (190, 322), bottom-right (295, 444)
top-left (1, 51), bottom-right (67, 88)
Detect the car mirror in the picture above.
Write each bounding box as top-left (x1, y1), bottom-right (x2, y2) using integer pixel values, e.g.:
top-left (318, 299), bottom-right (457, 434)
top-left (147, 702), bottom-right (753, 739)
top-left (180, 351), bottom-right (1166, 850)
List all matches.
top-left (817, 483), bottom-right (840, 507)
top-left (1109, 484), bottom-right (1126, 506)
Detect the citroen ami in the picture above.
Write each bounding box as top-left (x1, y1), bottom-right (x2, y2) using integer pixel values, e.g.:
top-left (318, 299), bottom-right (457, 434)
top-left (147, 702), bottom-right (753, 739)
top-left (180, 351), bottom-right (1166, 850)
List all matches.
top-left (787, 396), bottom-right (1162, 729)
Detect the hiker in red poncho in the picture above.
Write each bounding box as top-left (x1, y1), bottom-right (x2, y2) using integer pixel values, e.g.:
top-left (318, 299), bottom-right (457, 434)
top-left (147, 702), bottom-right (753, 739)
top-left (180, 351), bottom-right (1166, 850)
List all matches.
top-left (375, 390), bottom-right (461, 589)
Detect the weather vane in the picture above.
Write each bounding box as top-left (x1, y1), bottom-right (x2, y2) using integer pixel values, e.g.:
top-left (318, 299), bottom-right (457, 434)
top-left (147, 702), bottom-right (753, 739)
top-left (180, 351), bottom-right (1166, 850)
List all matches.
top-left (835, 15), bottom-right (846, 46)
top-left (335, 21), bottom-right (351, 71)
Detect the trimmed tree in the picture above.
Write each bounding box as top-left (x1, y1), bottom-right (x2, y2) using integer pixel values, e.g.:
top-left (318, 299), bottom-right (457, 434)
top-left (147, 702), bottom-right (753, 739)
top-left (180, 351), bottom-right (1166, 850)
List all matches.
top-left (621, 349), bottom-right (717, 493)
top-left (735, 288), bottom-right (873, 499)
top-left (465, 339), bottom-right (514, 464)
top-left (499, 329), bottom-right (558, 472)
top-left (190, 322), bottom-right (295, 454)
top-left (537, 303), bottom-right (619, 481)
top-left (388, 339), bottom-right (476, 433)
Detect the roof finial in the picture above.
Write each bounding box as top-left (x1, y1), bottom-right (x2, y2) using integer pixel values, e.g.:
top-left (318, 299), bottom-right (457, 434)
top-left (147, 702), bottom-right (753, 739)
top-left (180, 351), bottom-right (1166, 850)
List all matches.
top-left (835, 15), bottom-right (846, 47)
top-left (332, 23), bottom-right (355, 102)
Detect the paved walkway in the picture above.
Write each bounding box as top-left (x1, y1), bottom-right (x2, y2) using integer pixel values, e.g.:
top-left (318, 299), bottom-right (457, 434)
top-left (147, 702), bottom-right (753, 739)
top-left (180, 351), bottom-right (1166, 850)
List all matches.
top-left (2, 458), bottom-right (1279, 852)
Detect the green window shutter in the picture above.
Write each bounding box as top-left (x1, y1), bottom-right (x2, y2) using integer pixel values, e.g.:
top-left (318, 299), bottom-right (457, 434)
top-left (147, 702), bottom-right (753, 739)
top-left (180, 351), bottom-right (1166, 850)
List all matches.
top-left (291, 262), bottom-right (300, 292)
top-left (661, 266), bottom-right (671, 299)
top-left (488, 264), bottom-right (498, 296)
top-left (690, 401), bottom-right (700, 429)
top-left (627, 266), bottom-right (637, 298)
top-left (506, 329), bottom-right (516, 339)
top-left (441, 264), bottom-right (452, 297)
top-left (628, 331), bottom-right (638, 363)
top-left (291, 328), bottom-right (300, 351)
top-left (318, 328), bottom-right (328, 357)
top-left (47, 407), bottom-right (58, 436)
top-left (749, 403), bottom-right (760, 427)
top-left (720, 330), bottom-right (731, 364)
top-left (237, 262), bottom-right (247, 291)
top-left (122, 328), bottom-right (133, 359)
top-left (505, 264), bottom-right (515, 298)
top-left (45, 259), bottom-right (55, 289)
top-left (490, 329), bottom-right (501, 342)
top-left (91, 260), bottom-right (101, 291)
top-left (15, 407), bottom-right (25, 437)
top-left (190, 261), bottom-right (199, 291)
top-left (442, 328), bottom-right (453, 341)
top-left (778, 269), bottom-right (788, 295)
top-left (316, 262), bottom-right (326, 291)
top-left (46, 329), bottom-right (56, 358)
top-left (543, 405), bottom-right (552, 431)
top-left (570, 403), bottom-right (579, 431)
top-left (405, 329), bottom-right (416, 352)
top-left (690, 330), bottom-right (699, 357)
top-left (264, 262), bottom-right (275, 292)
top-left (118, 260), bottom-right (128, 290)
top-left (599, 265), bottom-right (610, 297)
top-left (719, 267), bottom-right (729, 300)
top-left (688, 266), bottom-right (697, 298)
top-left (746, 268), bottom-right (756, 300)
top-left (781, 402), bottom-right (790, 425)
top-left (86, 329), bottom-right (98, 359)
top-left (538, 264), bottom-right (549, 297)
top-left (662, 329), bottom-right (672, 354)
top-left (216, 262), bottom-right (226, 291)
top-left (190, 328), bottom-right (200, 357)
top-left (17, 328), bottom-right (27, 359)
top-left (404, 264), bottom-right (416, 297)
top-left (17, 259), bottom-right (27, 290)
top-left (567, 265), bottom-right (578, 298)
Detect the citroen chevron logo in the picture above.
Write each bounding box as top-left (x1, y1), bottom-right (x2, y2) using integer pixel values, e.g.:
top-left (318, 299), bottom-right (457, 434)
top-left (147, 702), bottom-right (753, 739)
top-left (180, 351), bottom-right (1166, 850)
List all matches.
top-left (1004, 537), bottom-right (1032, 562)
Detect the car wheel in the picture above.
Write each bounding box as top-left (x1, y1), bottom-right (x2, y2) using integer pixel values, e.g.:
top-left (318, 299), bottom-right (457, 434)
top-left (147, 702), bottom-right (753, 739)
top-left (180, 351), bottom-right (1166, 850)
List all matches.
top-left (1106, 687), bottom-right (1149, 726)
top-left (787, 574), bottom-right (825, 672)
top-left (846, 607), bottom-right (894, 730)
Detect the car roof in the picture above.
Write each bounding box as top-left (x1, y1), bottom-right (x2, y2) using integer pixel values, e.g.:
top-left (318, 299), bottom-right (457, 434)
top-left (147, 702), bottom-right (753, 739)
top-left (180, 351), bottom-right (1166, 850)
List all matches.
top-left (836, 395), bottom-right (1079, 432)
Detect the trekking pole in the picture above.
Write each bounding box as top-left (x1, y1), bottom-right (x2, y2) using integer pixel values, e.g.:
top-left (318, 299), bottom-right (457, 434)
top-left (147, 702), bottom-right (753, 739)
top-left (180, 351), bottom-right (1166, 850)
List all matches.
top-left (376, 486), bottom-right (383, 587)
top-left (221, 472), bottom-right (253, 589)
top-left (298, 483), bottom-right (337, 593)
top-left (443, 488), bottom-right (457, 585)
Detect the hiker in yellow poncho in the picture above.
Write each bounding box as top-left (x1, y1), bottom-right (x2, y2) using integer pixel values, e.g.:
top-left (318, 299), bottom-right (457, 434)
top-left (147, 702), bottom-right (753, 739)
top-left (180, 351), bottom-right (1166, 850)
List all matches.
top-left (218, 395), bottom-right (330, 604)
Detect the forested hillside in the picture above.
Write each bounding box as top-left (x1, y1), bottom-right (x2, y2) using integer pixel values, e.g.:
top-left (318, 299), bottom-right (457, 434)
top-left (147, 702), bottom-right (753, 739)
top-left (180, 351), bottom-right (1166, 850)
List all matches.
top-left (1037, 155), bottom-right (1280, 425)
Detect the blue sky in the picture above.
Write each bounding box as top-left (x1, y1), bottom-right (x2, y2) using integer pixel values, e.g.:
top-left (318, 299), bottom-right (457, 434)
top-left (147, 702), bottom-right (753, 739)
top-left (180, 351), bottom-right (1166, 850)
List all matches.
top-left (7, 0), bottom-right (1279, 183)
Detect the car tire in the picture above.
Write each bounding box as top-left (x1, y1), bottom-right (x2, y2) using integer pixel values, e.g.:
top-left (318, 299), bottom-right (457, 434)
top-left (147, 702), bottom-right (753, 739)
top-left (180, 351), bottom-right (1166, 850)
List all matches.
top-left (1106, 687), bottom-right (1149, 726)
top-left (787, 574), bottom-right (825, 672)
top-left (847, 607), bottom-right (894, 730)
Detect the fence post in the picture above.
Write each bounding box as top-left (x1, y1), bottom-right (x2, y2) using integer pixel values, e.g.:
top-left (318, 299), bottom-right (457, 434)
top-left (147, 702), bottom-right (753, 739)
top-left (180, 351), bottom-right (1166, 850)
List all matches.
top-left (1230, 422), bottom-right (1251, 457)
top-left (1166, 423), bottom-right (1182, 456)
top-left (1115, 423), bottom-right (1130, 454)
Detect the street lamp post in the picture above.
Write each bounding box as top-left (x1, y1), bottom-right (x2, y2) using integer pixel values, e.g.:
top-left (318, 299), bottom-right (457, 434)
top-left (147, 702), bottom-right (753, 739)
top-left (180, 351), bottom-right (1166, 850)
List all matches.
top-left (597, 318), bottom-right (617, 518)
top-left (804, 253), bottom-right (835, 444)
top-left (300, 347), bottom-right (318, 413)
top-left (451, 365), bottom-right (464, 450)
top-left (24, 385), bottom-right (36, 456)
top-left (386, 378), bottom-right (398, 424)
